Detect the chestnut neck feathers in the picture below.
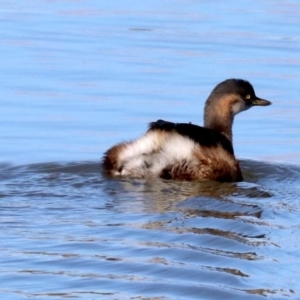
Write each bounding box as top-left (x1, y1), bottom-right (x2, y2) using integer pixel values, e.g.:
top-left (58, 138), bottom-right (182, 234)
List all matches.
top-left (203, 79), bottom-right (269, 142)
top-left (204, 94), bottom-right (235, 142)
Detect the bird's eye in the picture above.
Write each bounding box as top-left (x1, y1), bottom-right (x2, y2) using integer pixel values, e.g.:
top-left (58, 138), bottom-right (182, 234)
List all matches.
top-left (245, 94), bottom-right (251, 99)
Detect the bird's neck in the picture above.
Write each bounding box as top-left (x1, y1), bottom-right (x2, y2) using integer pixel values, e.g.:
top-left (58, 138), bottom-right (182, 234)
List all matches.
top-left (205, 117), bottom-right (233, 142)
top-left (204, 98), bottom-right (234, 142)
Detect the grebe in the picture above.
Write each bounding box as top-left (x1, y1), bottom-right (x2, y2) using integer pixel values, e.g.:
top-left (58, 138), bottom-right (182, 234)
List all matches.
top-left (102, 79), bottom-right (271, 182)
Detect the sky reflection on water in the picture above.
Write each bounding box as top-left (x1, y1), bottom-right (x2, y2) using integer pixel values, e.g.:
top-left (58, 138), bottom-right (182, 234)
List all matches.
top-left (1, 1), bottom-right (300, 299)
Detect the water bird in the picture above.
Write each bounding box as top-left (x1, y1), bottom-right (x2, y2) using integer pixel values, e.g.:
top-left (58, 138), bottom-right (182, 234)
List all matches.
top-left (102, 79), bottom-right (271, 182)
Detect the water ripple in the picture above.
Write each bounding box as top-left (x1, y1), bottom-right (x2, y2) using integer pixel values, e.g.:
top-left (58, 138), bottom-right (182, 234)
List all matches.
top-left (0, 160), bottom-right (300, 299)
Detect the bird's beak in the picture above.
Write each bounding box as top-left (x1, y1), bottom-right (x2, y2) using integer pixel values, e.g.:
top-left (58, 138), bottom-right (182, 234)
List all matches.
top-left (252, 97), bottom-right (272, 106)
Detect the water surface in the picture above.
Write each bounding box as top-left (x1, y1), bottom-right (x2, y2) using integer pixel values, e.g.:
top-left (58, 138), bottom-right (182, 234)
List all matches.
top-left (1, 1), bottom-right (300, 299)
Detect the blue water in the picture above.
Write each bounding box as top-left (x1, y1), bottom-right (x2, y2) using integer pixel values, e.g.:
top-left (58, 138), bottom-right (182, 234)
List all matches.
top-left (1, 1), bottom-right (300, 299)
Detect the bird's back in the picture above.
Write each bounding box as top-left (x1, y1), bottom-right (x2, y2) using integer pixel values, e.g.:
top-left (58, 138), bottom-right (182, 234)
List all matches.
top-left (103, 119), bottom-right (242, 182)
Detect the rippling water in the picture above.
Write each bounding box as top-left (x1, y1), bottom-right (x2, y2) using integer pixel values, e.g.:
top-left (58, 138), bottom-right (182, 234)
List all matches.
top-left (1, 1), bottom-right (300, 299)
top-left (1, 160), bottom-right (300, 299)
